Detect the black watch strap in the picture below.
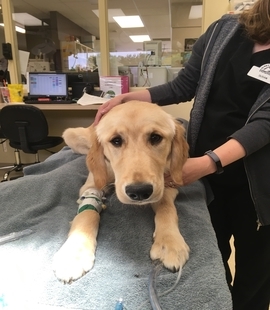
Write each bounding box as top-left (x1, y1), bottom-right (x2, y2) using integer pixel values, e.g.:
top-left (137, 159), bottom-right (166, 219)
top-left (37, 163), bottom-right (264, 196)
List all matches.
top-left (204, 150), bottom-right (224, 174)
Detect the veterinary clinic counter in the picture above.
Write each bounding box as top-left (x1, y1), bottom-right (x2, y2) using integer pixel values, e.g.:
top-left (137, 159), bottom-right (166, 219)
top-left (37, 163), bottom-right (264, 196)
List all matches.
top-left (0, 102), bottom-right (100, 111)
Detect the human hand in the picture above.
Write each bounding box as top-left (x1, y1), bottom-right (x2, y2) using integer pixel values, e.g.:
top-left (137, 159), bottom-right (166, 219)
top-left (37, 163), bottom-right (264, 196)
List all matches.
top-left (94, 96), bottom-right (123, 125)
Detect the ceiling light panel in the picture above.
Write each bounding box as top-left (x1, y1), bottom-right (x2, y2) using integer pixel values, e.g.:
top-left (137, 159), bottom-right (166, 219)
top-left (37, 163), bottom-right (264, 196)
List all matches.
top-left (129, 35), bottom-right (150, 42)
top-left (188, 5), bottom-right (202, 19)
top-left (113, 16), bottom-right (144, 28)
top-left (12, 13), bottom-right (46, 26)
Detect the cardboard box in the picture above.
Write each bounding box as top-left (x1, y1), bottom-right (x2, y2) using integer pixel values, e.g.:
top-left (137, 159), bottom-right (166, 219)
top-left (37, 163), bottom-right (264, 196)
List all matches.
top-left (99, 76), bottom-right (129, 98)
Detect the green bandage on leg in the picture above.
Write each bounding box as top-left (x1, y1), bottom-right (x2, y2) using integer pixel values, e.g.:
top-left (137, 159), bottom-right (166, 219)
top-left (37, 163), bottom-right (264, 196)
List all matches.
top-left (77, 189), bottom-right (104, 214)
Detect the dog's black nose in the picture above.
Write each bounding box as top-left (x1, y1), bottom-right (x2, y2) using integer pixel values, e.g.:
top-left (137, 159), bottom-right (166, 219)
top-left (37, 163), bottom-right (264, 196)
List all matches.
top-left (125, 183), bottom-right (153, 201)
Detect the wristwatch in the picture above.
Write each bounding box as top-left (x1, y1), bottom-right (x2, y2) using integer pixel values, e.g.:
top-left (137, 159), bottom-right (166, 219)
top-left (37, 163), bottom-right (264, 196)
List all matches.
top-left (204, 150), bottom-right (224, 174)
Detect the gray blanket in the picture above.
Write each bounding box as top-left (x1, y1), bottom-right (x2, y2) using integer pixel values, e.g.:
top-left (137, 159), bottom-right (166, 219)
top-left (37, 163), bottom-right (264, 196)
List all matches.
top-left (0, 147), bottom-right (232, 310)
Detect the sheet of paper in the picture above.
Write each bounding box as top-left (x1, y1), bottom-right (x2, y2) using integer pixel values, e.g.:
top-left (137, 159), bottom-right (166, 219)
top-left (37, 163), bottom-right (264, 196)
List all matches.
top-left (18, 50), bottom-right (30, 76)
top-left (77, 92), bottom-right (109, 105)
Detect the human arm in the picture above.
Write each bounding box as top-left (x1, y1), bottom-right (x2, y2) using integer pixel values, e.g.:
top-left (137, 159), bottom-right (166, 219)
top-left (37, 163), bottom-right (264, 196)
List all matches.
top-left (166, 138), bottom-right (246, 186)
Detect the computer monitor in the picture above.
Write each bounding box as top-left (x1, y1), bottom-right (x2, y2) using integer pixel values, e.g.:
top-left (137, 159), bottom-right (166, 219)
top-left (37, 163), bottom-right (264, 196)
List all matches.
top-left (28, 72), bottom-right (68, 98)
top-left (67, 71), bottom-right (100, 99)
top-left (66, 72), bottom-right (84, 87)
top-left (143, 41), bottom-right (162, 66)
top-left (67, 71), bottom-right (100, 87)
top-left (82, 71), bottom-right (100, 86)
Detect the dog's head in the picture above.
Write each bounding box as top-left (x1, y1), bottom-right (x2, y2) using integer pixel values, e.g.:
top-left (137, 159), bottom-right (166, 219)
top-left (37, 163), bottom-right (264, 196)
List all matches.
top-left (63, 101), bottom-right (189, 205)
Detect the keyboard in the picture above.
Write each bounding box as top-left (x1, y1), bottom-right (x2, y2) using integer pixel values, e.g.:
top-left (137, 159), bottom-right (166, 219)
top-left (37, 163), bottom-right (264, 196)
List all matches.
top-left (25, 100), bottom-right (75, 104)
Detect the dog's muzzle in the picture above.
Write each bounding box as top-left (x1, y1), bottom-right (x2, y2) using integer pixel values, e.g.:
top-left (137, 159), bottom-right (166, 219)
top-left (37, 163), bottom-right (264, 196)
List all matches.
top-left (125, 183), bottom-right (153, 201)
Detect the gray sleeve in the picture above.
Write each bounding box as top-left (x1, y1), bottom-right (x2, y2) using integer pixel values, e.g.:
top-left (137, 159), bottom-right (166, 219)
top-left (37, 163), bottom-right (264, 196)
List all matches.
top-left (229, 101), bottom-right (270, 156)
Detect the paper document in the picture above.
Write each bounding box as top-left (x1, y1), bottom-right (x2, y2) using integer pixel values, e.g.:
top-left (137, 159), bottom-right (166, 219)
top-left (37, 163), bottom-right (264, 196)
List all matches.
top-left (77, 93), bottom-right (109, 105)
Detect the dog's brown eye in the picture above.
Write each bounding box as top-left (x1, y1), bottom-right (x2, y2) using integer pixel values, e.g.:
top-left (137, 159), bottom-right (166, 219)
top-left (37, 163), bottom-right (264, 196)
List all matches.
top-left (110, 136), bottom-right (123, 147)
top-left (150, 133), bottom-right (163, 145)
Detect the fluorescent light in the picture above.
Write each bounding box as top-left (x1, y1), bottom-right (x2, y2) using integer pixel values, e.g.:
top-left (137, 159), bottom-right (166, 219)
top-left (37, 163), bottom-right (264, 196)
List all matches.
top-left (188, 5), bottom-right (202, 19)
top-left (129, 35), bottom-right (151, 43)
top-left (113, 15), bottom-right (144, 28)
top-left (12, 13), bottom-right (47, 26)
top-left (92, 9), bottom-right (125, 23)
top-left (0, 23), bottom-right (25, 34)
top-left (15, 25), bottom-right (26, 33)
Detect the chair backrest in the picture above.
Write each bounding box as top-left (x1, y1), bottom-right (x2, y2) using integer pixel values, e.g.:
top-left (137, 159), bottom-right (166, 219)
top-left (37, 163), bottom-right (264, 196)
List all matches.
top-left (0, 127), bottom-right (5, 139)
top-left (0, 104), bottom-right (49, 153)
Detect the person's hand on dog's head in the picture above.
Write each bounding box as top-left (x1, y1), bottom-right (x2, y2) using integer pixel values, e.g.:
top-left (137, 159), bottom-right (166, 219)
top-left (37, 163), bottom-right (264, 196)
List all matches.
top-left (94, 97), bottom-right (123, 125)
top-left (94, 89), bottom-right (152, 125)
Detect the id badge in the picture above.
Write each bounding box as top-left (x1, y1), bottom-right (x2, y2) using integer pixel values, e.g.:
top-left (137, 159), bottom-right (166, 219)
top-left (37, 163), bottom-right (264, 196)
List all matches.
top-left (247, 64), bottom-right (270, 84)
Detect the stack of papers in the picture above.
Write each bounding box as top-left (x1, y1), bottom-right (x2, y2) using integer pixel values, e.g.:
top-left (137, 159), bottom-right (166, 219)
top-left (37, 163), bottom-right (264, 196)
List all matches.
top-left (77, 93), bottom-right (109, 106)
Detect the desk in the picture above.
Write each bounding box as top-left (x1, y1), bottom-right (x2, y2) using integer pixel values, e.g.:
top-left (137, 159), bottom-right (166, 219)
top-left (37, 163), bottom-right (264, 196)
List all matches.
top-left (0, 102), bottom-right (101, 111)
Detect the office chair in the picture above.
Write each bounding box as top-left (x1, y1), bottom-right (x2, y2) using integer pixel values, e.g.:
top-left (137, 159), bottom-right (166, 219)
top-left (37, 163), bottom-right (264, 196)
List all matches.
top-left (0, 104), bottom-right (64, 181)
top-left (0, 127), bottom-right (6, 141)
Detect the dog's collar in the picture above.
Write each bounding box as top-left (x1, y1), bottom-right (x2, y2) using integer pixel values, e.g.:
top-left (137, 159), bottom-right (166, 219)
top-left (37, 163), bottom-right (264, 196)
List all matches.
top-left (165, 181), bottom-right (178, 188)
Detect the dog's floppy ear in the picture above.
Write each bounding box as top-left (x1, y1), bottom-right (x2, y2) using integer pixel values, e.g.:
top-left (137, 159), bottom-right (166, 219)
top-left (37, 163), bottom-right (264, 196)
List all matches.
top-left (169, 121), bottom-right (189, 185)
top-left (86, 125), bottom-right (108, 190)
top-left (62, 127), bottom-right (92, 154)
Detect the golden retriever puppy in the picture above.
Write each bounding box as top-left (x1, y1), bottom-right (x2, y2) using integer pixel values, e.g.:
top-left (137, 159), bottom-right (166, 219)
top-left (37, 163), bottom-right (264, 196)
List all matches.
top-left (53, 100), bottom-right (190, 283)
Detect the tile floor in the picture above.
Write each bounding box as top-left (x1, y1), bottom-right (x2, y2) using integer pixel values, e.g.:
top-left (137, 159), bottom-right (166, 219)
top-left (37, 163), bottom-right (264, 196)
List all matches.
top-left (0, 163), bottom-right (24, 181)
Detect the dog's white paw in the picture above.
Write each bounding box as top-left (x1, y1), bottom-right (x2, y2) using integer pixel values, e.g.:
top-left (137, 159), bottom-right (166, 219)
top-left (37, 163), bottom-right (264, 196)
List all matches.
top-left (150, 231), bottom-right (190, 272)
top-left (52, 235), bottom-right (96, 283)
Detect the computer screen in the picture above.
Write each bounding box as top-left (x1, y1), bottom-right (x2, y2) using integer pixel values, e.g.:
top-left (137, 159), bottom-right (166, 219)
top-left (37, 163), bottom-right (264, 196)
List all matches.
top-left (28, 72), bottom-right (68, 97)
top-left (67, 71), bottom-right (100, 87)
top-left (83, 71), bottom-right (100, 86)
top-left (66, 72), bottom-right (84, 87)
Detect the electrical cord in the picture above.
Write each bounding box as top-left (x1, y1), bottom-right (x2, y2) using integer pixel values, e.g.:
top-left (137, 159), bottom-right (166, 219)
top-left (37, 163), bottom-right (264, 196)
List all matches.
top-left (139, 66), bottom-right (151, 87)
top-left (148, 262), bottom-right (163, 310)
top-left (129, 262), bottom-right (183, 310)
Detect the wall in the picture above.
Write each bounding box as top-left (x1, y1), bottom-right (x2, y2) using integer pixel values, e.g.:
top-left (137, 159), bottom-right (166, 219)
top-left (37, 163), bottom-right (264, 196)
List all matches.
top-left (52, 11), bottom-right (93, 45)
top-left (202, 0), bottom-right (230, 32)
top-left (170, 3), bottom-right (202, 67)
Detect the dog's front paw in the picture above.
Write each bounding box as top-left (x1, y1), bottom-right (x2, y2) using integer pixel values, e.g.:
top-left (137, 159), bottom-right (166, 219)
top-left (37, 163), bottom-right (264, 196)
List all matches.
top-left (52, 234), bottom-right (96, 283)
top-left (150, 231), bottom-right (190, 272)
